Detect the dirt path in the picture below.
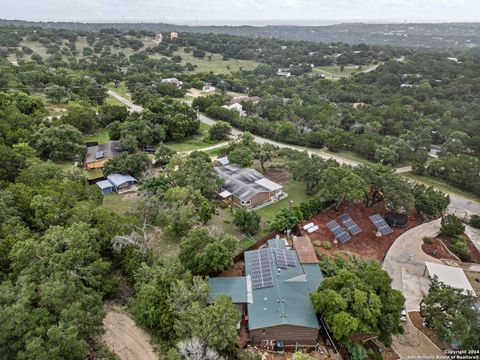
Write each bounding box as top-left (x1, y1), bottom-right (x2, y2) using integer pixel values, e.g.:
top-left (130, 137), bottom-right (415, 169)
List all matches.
top-left (102, 308), bottom-right (158, 360)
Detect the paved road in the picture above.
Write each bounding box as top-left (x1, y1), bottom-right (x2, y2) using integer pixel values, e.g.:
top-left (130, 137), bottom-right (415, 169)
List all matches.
top-left (382, 219), bottom-right (445, 358)
top-left (109, 89), bottom-right (480, 215)
top-left (107, 90), bottom-right (143, 113)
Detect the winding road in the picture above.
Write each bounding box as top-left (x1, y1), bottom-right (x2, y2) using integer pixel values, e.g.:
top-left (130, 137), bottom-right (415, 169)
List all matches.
top-left (109, 89), bottom-right (480, 215)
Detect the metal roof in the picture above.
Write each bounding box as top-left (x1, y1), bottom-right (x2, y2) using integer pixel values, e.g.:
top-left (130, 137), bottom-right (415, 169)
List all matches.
top-left (425, 262), bottom-right (475, 294)
top-left (214, 165), bottom-right (283, 202)
top-left (85, 141), bottom-right (122, 164)
top-left (106, 174), bottom-right (137, 188)
top-left (216, 156), bottom-right (230, 166)
top-left (293, 236), bottom-right (319, 264)
top-left (218, 190), bottom-right (232, 198)
top-left (255, 178), bottom-right (283, 191)
top-left (96, 180), bottom-right (113, 190)
top-left (244, 239), bottom-right (321, 330)
top-left (208, 276), bottom-right (252, 304)
top-left (302, 264), bottom-right (324, 292)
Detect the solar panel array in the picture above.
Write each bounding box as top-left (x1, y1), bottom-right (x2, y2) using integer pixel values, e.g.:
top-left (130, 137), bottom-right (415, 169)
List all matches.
top-left (326, 220), bottom-right (351, 243)
top-left (274, 249), bottom-right (287, 268)
top-left (274, 249), bottom-right (296, 268)
top-left (285, 250), bottom-right (296, 267)
top-left (369, 214), bottom-right (393, 235)
top-left (339, 213), bottom-right (362, 236)
top-left (250, 249), bottom-right (274, 289)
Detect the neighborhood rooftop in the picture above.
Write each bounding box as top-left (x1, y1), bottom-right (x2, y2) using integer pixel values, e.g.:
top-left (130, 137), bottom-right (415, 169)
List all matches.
top-left (425, 262), bottom-right (475, 294)
top-left (214, 164), bottom-right (283, 202)
top-left (85, 141), bottom-right (122, 164)
top-left (244, 239), bottom-right (322, 330)
top-left (209, 237), bottom-right (324, 336)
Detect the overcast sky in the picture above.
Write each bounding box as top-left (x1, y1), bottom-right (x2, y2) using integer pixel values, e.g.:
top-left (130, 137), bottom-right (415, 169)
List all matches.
top-left (1, 0), bottom-right (479, 24)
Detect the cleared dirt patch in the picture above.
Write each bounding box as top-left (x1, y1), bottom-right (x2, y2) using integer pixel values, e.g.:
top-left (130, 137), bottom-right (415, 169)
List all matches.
top-left (255, 163), bottom-right (292, 185)
top-left (102, 307), bottom-right (158, 360)
top-left (425, 234), bottom-right (480, 264)
top-left (422, 237), bottom-right (459, 261)
top-left (302, 202), bottom-right (423, 261)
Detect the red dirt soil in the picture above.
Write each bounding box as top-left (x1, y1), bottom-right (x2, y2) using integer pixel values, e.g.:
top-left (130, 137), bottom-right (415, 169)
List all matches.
top-left (300, 202), bottom-right (423, 262)
top-left (422, 237), bottom-right (459, 261)
top-left (441, 234), bottom-right (480, 263)
top-left (408, 311), bottom-right (451, 351)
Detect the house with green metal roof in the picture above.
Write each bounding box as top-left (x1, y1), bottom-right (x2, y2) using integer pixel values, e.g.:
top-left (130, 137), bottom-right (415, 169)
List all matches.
top-left (208, 236), bottom-right (323, 347)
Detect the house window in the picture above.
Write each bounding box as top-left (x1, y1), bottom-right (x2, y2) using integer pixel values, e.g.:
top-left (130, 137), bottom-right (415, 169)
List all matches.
top-left (262, 329), bottom-right (266, 335)
top-left (241, 200), bottom-right (251, 206)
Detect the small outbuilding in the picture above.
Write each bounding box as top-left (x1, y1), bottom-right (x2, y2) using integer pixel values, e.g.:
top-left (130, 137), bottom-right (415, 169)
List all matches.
top-left (106, 174), bottom-right (138, 194)
top-left (424, 262), bottom-right (475, 294)
top-left (96, 180), bottom-right (114, 195)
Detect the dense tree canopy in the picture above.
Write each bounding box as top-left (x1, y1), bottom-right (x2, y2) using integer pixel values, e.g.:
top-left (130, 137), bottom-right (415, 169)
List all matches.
top-left (311, 256), bottom-right (404, 347)
top-left (420, 277), bottom-right (480, 350)
top-left (178, 228), bottom-right (237, 275)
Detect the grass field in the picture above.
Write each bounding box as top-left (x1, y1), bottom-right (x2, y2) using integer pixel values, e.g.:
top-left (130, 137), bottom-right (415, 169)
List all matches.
top-left (151, 47), bottom-right (260, 74)
top-left (255, 181), bottom-right (310, 237)
top-left (102, 193), bottom-right (139, 214)
top-left (106, 82), bottom-right (132, 100)
top-left (105, 96), bottom-right (125, 106)
top-left (313, 65), bottom-right (361, 79)
top-left (84, 130), bottom-right (110, 144)
top-left (166, 123), bottom-right (224, 152)
top-left (402, 173), bottom-right (479, 201)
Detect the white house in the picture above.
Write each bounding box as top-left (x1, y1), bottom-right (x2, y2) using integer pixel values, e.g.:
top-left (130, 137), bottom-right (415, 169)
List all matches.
top-left (161, 78), bottom-right (183, 87)
top-left (222, 103), bottom-right (247, 117)
top-left (277, 68), bottom-right (291, 77)
top-left (202, 83), bottom-right (216, 93)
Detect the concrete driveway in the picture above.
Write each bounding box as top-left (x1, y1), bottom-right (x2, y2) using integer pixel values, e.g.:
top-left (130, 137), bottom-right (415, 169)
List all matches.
top-left (382, 219), bottom-right (445, 358)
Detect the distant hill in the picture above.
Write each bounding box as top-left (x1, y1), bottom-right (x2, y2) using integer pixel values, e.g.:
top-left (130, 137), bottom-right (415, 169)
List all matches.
top-left (1, 19), bottom-right (479, 49)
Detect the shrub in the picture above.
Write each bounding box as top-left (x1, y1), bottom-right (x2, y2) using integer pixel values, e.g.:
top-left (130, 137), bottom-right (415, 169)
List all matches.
top-left (450, 237), bottom-right (471, 262)
top-left (423, 237), bottom-right (433, 244)
top-left (312, 240), bottom-right (321, 247)
top-left (470, 214), bottom-right (480, 229)
top-left (440, 214), bottom-right (465, 237)
top-left (270, 207), bottom-right (303, 232)
top-left (233, 208), bottom-right (260, 234)
top-left (322, 241), bottom-right (332, 249)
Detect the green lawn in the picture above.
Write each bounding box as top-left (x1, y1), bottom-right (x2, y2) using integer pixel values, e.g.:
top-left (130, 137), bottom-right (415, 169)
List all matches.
top-left (151, 47), bottom-right (260, 74)
top-left (106, 81), bottom-right (132, 100)
top-left (312, 65), bottom-right (360, 79)
top-left (84, 130), bottom-right (110, 144)
top-left (166, 123), bottom-right (224, 152)
top-left (204, 146), bottom-right (228, 157)
top-left (102, 193), bottom-right (139, 214)
top-left (402, 173), bottom-right (479, 201)
top-left (255, 181), bottom-right (310, 237)
top-left (105, 96), bottom-right (125, 106)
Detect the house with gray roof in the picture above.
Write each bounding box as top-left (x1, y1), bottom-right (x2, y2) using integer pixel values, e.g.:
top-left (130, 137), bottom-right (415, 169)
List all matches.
top-left (214, 163), bottom-right (285, 209)
top-left (208, 237), bottom-right (323, 346)
top-left (107, 174), bottom-right (138, 194)
top-left (85, 141), bottom-right (122, 170)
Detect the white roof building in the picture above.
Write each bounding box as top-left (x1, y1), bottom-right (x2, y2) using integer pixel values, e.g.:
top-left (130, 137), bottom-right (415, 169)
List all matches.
top-left (161, 78), bottom-right (183, 87)
top-left (222, 103), bottom-right (246, 116)
top-left (425, 262), bottom-right (475, 294)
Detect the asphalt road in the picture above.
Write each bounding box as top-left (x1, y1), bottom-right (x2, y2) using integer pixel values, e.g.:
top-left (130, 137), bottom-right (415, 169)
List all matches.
top-left (109, 89), bottom-right (480, 215)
